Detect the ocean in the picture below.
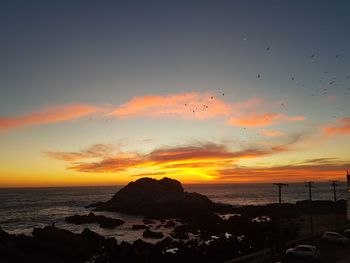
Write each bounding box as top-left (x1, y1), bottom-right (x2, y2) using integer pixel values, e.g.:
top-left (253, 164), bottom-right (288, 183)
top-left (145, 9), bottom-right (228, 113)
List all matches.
top-left (0, 182), bottom-right (348, 242)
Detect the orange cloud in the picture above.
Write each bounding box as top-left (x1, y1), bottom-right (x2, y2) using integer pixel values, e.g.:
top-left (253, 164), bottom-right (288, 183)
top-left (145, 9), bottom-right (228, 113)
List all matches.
top-left (46, 140), bottom-right (348, 182)
top-left (70, 155), bottom-right (144, 173)
top-left (149, 143), bottom-right (270, 162)
top-left (228, 113), bottom-right (305, 127)
top-left (216, 159), bottom-right (350, 182)
top-left (47, 141), bottom-right (291, 176)
top-left (260, 129), bottom-right (284, 137)
top-left (0, 104), bottom-right (103, 130)
top-left (323, 118), bottom-right (350, 135)
top-left (111, 92), bottom-right (232, 120)
top-left (44, 144), bottom-right (115, 161)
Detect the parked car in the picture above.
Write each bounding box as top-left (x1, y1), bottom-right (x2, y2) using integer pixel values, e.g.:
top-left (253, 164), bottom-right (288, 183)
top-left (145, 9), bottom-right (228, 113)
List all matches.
top-left (322, 231), bottom-right (349, 244)
top-left (286, 245), bottom-right (320, 260)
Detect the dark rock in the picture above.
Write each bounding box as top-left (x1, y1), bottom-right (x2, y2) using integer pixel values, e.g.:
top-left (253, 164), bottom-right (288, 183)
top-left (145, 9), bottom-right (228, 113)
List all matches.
top-left (31, 226), bottom-right (99, 262)
top-left (143, 229), bottom-right (164, 239)
top-left (92, 177), bottom-right (217, 220)
top-left (132, 224), bottom-right (148, 230)
top-left (85, 201), bottom-right (104, 208)
top-left (65, 212), bottom-right (124, 229)
top-left (171, 225), bottom-right (189, 239)
top-left (165, 220), bottom-right (176, 228)
top-left (81, 228), bottom-right (105, 246)
top-left (143, 219), bottom-right (156, 224)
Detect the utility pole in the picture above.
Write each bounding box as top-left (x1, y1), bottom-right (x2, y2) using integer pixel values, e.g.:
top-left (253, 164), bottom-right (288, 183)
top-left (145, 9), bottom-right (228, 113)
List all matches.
top-left (273, 183), bottom-right (289, 204)
top-left (305, 181), bottom-right (314, 237)
top-left (330, 180), bottom-right (340, 202)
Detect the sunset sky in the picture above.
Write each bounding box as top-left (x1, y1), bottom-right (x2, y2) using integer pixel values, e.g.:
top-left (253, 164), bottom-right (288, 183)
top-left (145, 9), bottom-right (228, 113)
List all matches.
top-left (1, 0), bottom-right (350, 187)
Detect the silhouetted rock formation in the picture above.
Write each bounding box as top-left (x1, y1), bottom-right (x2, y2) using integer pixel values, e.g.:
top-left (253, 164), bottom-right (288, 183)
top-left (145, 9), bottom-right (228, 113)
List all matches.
top-left (65, 212), bottom-right (125, 229)
top-left (0, 226), bottom-right (103, 263)
top-left (91, 177), bottom-right (217, 220)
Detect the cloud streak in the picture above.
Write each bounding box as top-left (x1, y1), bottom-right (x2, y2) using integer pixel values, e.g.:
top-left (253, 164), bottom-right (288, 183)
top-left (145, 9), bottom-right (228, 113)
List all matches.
top-left (323, 118), bottom-right (350, 135)
top-left (1, 92), bottom-right (305, 132)
top-left (46, 141), bottom-right (294, 179)
top-left (110, 92), bottom-right (233, 120)
top-left (228, 113), bottom-right (305, 127)
top-left (0, 104), bottom-right (103, 130)
top-left (44, 144), bottom-right (116, 162)
top-left (216, 159), bottom-right (350, 182)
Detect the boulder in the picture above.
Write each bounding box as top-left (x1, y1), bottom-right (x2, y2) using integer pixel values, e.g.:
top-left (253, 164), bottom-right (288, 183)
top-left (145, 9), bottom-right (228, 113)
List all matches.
top-left (65, 212), bottom-right (125, 229)
top-left (92, 177), bottom-right (217, 220)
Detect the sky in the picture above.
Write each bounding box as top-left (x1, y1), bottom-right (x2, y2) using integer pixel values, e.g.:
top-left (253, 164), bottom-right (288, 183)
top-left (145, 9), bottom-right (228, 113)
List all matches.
top-left (0, 0), bottom-right (350, 187)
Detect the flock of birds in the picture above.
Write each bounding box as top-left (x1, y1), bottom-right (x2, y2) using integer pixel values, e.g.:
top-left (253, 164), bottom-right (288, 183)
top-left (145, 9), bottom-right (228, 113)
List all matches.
top-left (86, 44), bottom-right (349, 134)
top-left (184, 45), bottom-right (349, 122)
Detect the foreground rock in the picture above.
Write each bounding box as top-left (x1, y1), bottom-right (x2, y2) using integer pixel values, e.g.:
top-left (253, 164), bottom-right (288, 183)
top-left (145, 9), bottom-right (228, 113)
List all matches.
top-left (65, 212), bottom-right (125, 229)
top-left (90, 177), bottom-right (219, 220)
top-left (0, 212), bottom-right (302, 263)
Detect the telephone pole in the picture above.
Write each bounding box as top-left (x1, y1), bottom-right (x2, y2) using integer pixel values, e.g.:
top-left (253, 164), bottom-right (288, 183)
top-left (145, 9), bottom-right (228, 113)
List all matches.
top-left (329, 180), bottom-right (340, 202)
top-left (305, 181), bottom-right (315, 237)
top-left (273, 183), bottom-right (289, 204)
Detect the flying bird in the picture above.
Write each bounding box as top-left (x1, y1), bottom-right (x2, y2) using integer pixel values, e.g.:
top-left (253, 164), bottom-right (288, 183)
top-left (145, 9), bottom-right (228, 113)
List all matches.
top-left (257, 74), bottom-right (260, 79)
top-left (266, 46), bottom-right (270, 51)
top-left (310, 54), bottom-right (316, 58)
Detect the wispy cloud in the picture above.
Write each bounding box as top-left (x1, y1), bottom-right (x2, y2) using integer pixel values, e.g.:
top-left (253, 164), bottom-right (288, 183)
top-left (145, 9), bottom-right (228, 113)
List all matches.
top-left (110, 92), bottom-right (232, 120)
top-left (46, 141), bottom-right (294, 178)
top-left (109, 92), bottom-right (305, 130)
top-left (0, 104), bottom-right (104, 130)
top-left (1, 92), bottom-right (303, 131)
top-left (227, 113), bottom-right (305, 127)
top-left (44, 144), bottom-right (115, 161)
top-left (216, 158), bottom-right (350, 182)
top-left (323, 117), bottom-right (350, 135)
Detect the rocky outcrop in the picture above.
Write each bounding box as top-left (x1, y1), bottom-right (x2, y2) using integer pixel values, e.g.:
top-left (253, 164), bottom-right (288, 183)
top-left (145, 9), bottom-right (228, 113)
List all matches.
top-left (91, 177), bottom-right (217, 220)
top-left (65, 212), bottom-right (125, 229)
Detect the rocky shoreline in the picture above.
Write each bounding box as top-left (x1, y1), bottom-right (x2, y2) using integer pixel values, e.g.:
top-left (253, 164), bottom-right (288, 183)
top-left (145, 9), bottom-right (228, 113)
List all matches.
top-left (0, 177), bottom-right (347, 263)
